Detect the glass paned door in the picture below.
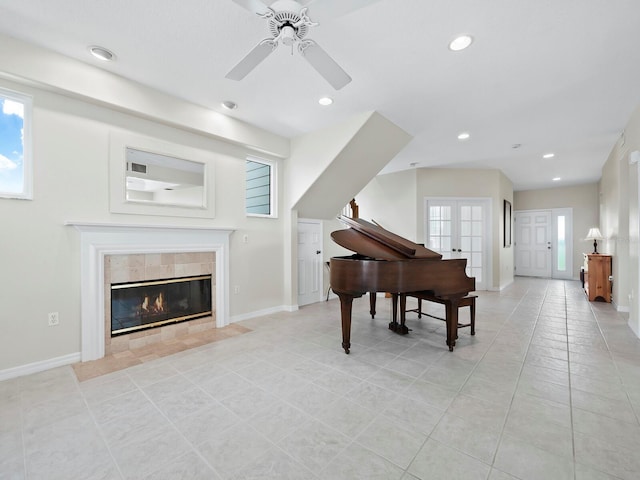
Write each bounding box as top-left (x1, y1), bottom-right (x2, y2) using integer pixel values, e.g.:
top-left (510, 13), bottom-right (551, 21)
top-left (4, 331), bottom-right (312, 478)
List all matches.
top-left (460, 205), bottom-right (484, 281)
top-left (426, 199), bottom-right (488, 289)
top-left (428, 203), bottom-right (454, 259)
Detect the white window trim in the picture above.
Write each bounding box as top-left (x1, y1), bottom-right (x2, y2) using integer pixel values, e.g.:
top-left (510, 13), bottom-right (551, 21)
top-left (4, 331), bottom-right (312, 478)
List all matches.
top-left (246, 155), bottom-right (278, 218)
top-left (552, 207), bottom-right (573, 279)
top-left (0, 87), bottom-right (33, 200)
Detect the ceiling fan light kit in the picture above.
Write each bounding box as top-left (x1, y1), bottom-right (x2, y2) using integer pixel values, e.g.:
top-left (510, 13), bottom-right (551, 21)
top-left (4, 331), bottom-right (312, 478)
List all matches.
top-left (227, 0), bottom-right (353, 90)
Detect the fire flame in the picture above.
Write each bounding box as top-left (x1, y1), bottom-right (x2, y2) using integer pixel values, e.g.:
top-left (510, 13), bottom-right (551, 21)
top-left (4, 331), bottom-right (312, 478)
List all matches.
top-left (140, 292), bottom-right (166, 314)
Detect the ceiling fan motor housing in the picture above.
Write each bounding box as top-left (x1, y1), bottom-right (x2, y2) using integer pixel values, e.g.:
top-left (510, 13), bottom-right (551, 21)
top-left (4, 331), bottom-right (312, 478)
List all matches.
top-left (268, 9), bottom-right (309, 41)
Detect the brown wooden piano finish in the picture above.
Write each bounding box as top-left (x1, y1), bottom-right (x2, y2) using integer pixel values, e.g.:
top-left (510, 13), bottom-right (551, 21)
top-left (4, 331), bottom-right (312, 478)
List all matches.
top-left (329, 216), bottom-right (475, 353)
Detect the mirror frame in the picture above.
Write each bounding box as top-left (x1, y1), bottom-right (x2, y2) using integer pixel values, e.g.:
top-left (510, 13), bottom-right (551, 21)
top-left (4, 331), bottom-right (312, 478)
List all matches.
top-left (109, 131), bottom-right (215, 219)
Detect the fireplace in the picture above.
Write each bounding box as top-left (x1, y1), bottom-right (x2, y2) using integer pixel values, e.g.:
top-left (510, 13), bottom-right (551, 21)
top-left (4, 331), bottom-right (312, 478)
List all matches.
top-left (111, 274), bottom-right (212, 336)
top-left (68, 222), bottom-right (233, 362)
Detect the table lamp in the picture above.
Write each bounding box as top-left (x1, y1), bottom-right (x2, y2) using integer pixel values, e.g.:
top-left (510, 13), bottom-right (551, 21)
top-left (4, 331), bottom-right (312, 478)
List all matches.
top-left (585, 227), bottom-right (603, 254)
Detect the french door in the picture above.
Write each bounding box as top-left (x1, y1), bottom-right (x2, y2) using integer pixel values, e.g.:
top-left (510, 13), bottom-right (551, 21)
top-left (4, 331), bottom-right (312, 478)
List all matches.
top-left (425, 198), bottom-right (490, 290)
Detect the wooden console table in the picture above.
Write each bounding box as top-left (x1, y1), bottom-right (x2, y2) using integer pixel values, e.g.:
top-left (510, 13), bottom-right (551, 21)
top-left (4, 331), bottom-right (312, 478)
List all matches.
top-left (583, 254), bottom-right (612, 302)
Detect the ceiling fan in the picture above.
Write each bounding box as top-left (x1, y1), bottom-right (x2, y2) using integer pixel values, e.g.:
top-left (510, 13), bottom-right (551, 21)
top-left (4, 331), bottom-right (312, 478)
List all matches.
top-left (227, 0), bottom-right (377, 90)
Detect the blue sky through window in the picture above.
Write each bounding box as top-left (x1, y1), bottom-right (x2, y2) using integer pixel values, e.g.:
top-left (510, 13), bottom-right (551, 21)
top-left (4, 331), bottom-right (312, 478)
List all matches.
top-left (0, 97), bottom-right (25, 194)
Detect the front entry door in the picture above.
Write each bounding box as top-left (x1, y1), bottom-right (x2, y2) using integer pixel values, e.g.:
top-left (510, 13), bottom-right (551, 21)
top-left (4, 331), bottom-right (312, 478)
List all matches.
top-left (514, 210), bottom-right (552, 277)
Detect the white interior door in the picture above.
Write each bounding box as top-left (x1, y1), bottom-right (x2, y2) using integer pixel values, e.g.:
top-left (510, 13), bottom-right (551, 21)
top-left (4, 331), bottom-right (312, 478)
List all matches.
top-left (515, 210), bottom-right (552, 277)
top-left (425, 198), bottom-right (489, 290)
top-left (297, 220), bottom-right (323, 306)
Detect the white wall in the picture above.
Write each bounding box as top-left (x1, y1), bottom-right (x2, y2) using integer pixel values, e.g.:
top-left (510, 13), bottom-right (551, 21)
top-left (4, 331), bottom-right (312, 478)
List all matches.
top-left (0, 77), bottom-right (287, 371)
top-left (601, 103), bottom-right (640, 332)
top-left (357, 170), bottom-right (417, 241)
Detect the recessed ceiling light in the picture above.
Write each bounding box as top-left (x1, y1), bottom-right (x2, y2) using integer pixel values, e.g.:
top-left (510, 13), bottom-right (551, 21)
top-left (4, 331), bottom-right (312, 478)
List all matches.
top-left (457, 132), bottom-right (470, 140)
top-left (318, 97), bottom-right (333, 106)
top-left (222, 100), bottom-right (238, 110)
top-left (552, 177), bottom-right (561, 181)
top-left (449, 35), bottom-right (473, 51)
top-left (543, 153), bottom-right (555, 159)
top-left (88, 45), bottom-right (115, 61)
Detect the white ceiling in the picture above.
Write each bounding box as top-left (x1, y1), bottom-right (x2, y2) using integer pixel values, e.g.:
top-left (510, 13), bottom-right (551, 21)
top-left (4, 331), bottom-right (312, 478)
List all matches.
top-left (1, 0), bottom-right (639, 190)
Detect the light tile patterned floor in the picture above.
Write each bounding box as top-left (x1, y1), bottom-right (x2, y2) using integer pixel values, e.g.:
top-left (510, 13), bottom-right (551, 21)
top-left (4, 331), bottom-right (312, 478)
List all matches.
top-left (2, 277), bottom-right (640, 479)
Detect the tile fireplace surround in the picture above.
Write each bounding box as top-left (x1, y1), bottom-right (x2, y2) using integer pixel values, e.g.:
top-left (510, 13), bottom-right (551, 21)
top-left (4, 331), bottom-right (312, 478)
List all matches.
top-left (67, 222), bottom-right (233, 362)
top-left (104, 252), bottom-right (216, 356)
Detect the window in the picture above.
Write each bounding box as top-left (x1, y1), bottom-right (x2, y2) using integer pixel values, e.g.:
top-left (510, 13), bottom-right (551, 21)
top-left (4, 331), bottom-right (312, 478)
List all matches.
top-left (556, 215), bottom-right (566, 271)
top-left (245, 156), bottom-right (276, 217)
top-left (0, 88), bottom-right (32, 199)
top-left (552, 208), bottom-right (573, 279)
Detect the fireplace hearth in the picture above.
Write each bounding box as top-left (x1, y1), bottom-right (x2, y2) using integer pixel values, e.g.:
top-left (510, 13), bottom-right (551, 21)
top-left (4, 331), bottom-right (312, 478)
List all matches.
top-left (111, 274), bottom-right (212, 336)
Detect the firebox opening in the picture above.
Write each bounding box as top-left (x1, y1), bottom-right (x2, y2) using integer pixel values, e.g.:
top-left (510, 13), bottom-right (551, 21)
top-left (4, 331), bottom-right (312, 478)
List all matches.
top-left (111, 274), bottom-right (212, 336)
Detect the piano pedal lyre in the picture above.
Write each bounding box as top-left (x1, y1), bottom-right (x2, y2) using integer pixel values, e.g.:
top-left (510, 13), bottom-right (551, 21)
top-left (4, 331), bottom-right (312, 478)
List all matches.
top-left (388, 321), bottom-right (411, 334)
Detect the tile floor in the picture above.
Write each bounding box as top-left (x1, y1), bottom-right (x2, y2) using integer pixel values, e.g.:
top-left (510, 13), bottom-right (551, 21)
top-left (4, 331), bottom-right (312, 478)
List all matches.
top-left (2, 277), bottom-right (640, 479)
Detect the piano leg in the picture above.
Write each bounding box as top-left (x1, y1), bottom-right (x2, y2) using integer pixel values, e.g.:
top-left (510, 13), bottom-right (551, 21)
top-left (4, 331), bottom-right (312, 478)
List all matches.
top-left (336, 292), bottom-right (354, 354)
top-left (446, 297), bottom-right (460, 351)
top-left (369, 292), bottom-right (376, 319)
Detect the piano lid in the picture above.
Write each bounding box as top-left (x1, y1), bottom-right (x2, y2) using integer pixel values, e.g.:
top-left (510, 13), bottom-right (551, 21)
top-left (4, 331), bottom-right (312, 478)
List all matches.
top-left (331, 215), bottom-right (443, 261)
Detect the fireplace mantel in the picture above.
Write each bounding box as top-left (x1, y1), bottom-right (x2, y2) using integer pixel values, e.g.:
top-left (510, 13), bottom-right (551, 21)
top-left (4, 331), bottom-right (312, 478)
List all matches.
top-left (65, 221), bottom-right (236, 233)
top-left (66, 221), bottom-right (235, 361)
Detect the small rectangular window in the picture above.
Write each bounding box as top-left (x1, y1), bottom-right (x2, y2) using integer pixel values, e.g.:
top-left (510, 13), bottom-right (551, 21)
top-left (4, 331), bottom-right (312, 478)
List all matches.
top-left (557, 215), bottom-right (566, 271)
top-left (246, 157), bottom-right (276, 217)
top-left (0, 88), bottom-right (32, 200)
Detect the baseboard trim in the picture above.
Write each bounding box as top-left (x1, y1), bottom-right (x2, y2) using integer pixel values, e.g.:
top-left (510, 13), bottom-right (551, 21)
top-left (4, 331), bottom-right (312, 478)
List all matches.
top-left (230, 305), bottom-right (289, 323)
top-left (0, 352), bottom-right (81, 382)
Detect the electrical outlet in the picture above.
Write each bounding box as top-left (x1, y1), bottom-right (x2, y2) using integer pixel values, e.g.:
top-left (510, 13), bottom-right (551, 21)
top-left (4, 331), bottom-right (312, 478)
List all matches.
top-left (48, 312), bottom-right (59, 326)
top-left (234, 285), bottom-right (240, 294)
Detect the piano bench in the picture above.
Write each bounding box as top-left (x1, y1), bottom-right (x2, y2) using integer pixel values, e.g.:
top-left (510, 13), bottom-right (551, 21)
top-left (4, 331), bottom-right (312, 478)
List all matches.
top-left (406, 294), bottom-right (477, 335)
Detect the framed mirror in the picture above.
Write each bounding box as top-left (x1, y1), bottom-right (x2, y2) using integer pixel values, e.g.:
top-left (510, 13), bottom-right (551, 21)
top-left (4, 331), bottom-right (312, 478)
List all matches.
top-left (109, 132), bottom-right (215, 218)
top-left (125, 148), bottom-right (204, 207)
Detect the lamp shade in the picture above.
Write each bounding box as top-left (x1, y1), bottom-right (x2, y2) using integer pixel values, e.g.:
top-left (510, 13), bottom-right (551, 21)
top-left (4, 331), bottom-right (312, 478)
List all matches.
top-left (585, 227), bottom-right (603, 240)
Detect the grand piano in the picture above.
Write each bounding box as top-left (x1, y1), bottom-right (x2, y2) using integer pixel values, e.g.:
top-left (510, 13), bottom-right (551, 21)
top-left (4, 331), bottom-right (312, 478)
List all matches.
top-left (330, 215), bottom-right (475, 353)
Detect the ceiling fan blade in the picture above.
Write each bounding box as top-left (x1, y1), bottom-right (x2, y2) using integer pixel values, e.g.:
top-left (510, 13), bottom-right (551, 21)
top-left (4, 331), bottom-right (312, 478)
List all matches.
top-left (305, 0), bottom-right (383, 23)
top-left (226, 39), bottom-right (277, 81)
top-left (299, 40), bottom-right (351, 90)
top-left (231, 0), bottom-right (272, 16)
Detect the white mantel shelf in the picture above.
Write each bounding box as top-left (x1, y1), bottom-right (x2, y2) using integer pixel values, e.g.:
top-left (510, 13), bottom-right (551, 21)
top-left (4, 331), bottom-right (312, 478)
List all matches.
top-left (65, 221), bottom-right (236, 233)
top-left (69, 221), bottom-right (234, 361)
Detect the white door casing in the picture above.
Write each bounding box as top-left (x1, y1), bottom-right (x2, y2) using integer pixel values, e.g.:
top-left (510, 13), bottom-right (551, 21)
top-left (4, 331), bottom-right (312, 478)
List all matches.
top-left (297, 219), bottom-right (323, 306)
